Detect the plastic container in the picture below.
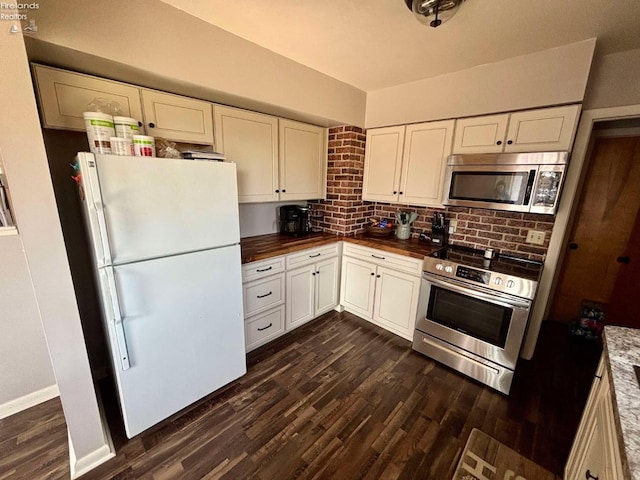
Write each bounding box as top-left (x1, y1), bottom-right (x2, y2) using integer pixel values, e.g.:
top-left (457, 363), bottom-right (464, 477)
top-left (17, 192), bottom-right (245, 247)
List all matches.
top-left (133, 135), bottom-right (156, 157)
top-left (83, 112), bottom-right (115, 154)
top-left (110, 137), bottom-right (133, 156)
top-left (113, 116), bottom-right (140, 140)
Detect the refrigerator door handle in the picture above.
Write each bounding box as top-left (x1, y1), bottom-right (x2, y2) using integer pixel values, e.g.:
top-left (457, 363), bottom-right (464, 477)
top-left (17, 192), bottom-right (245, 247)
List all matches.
top-left (93, 200), bottom-right (113, 266)
top-left (105, 267), bottom-right (131, 370)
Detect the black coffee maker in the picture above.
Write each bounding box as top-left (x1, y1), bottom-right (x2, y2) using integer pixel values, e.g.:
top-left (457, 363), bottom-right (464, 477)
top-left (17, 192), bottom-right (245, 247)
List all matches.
top-left (280, 205), bottom-right (312, 236)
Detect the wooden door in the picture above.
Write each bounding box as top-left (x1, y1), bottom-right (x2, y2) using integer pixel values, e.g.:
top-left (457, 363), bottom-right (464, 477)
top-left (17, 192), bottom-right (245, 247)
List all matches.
top-left (362, 126), bottom-right (404, 203)
top-left (214, 106), bottom-right (279, 203)
top-left (279, 119), bottom-right (326, 201)
top-left (141, 89), bottom-right (213, 144)
top-left (399, 120), bottom-right (454, 206)
top-left (452, 113), bottom-right (509, 154)
top-left (549, 136), bottom-right (640, 324)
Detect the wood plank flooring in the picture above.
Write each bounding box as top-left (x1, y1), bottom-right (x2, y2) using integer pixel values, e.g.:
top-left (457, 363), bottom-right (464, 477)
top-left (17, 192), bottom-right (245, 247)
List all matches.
top-left (0, 312), bottom-right (601, 480)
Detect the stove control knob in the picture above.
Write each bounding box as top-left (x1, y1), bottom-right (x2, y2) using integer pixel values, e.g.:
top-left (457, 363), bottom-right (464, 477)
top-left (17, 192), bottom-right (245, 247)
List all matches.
top-left (494, 277), bottom-right (503, 286)
top-left (506, 280), bottom-right (516, 289)
top-left (444, 265), bottom-right (454, 273)
top-left (435, 263), bottom-right (444, 271)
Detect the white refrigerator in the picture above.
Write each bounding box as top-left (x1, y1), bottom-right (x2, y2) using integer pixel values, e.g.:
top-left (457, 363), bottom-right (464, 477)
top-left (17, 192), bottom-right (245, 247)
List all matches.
top-left (76, 152), bottom-right (246, 438)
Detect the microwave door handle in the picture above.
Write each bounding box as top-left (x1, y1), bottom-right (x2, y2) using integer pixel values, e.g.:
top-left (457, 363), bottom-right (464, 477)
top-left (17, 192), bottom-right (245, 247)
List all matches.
top-left (424, 275), bottom-right (532, 310)
top-left (523, 169), bottom-right (537, 206)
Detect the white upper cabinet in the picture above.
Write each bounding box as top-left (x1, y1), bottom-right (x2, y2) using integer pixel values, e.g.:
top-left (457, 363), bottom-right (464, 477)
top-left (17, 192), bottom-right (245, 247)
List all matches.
top-left (362, 126), bottom-right (405, 203)
top-left (279, 119), bottom-right (326, 201)
top-left (363, 121), bottom-right (454, 206)
top-left (452, 114), bottom-right (509, 154)
top-left (214, 106), bottom-right (279, 203)
top-left (399, 120), bottom-right (455, 206)
top-left (32, 64), bottom-right (144, 132)
top-left (452, 105), bottom-right (581, 154)
top-left (504, 105), bottom-right (581, 152)
top-left (141, 89), bottom-right (213, 144)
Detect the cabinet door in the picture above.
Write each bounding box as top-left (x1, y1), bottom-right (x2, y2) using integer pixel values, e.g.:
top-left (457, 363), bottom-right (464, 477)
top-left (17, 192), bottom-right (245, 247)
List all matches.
top-left (244, 305), bottom-right (286, 352)
top-left (315, 257), bottom-right (340, 317)
top-left (340, 256), bottom-right (376, 319)
top-left (452, 114), bottom-right (509, 154)
top-left (32, 64), bottom-right (144, 132)
top-left (362, 126), bottom-right (404, 203)
top-left (373, 266), bottom-right (420, 340)
top-left (504, 105), bottom-right (581, 153)
top-left (286, 264), bottom-right (315, 330)
top-left (279, 120), bottom-right (326, 201)
top-left (141, 89), bottom-right (213, 144)
top-left (399, 120), bottom-right (454, 206)
top-left (214, 106), bottom-right (279, 203)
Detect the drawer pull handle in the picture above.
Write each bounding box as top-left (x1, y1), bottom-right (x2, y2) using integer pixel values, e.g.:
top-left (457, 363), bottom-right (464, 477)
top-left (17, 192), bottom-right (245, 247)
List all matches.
top-left (256, 266), bottom-right (273, 272)
top-left (257, 323), bottom-right (273, 331)
top-left (585, 471), bottom-right (598, 480)
top-left (257, 291), bottom-right (273, 299)
top-left (371, 254), bottom-right (386, 260)
top-left (309, 253), bottom-right (321, 258)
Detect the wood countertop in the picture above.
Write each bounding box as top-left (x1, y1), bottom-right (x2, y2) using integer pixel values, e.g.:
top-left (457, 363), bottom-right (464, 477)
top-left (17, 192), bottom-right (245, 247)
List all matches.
top-left (240, 232), bottom-right (442, 264)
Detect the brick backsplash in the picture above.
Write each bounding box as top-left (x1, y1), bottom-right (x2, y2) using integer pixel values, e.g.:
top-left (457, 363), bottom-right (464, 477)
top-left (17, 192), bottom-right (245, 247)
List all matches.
top-left (312, 125), bottom-right (556, 262)
top-left (309, 126), bottom-right (374, 235)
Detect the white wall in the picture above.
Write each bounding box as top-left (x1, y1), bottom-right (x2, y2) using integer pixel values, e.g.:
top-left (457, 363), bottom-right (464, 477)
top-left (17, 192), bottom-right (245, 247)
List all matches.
top-left (0, 232), bottom-right (57, 413)
top-left (239, 201), bottom-right (310, 238)
top-left (26, 0), bottom-right (366, 128)
top-left (0, 32), bottom-right (112, 475)
top-left (365, 39), bottom-right (596, 128)
top-left (584, 47), bottom-right (640, 111)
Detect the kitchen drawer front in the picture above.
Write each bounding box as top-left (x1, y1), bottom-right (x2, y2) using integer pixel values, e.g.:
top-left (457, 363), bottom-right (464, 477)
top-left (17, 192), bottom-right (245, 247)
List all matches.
top-left (286, 243), bottom-right (340, 269)
top-left (245, 305), bottom-right (285, 352)
top-left (243, 273), bottom-right (285, 317)
top-left (342, 243), bottom-right (422, 276)
top-left (242, 256), bottom-right (286, 282)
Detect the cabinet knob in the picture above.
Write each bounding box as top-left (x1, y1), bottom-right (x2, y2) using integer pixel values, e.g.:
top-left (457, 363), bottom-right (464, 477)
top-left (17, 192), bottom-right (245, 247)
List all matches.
top-left (399, 191), bottom-right (404, 195)
top-left (393, 191), bottom-right (397, 195)
top-left (275, 189), bottom-right (280, 193)
top-left (370, 272), bottom-right (375, 276)
top-left (507, 140), bottom-right (513, 145)
top-left (137, 121), bottom-right (143, 127)
top-left (376, 274), bottom-right (381, 278)
top-left (312, 272), bottom-right (316, 276)
top-left (585, 470), bottom-right (598, 480)
top-left (569, 243), bottom-right (578, 250)
top-left (282, 189), bottom-right (286, 193)
top-left (148, 122), bottom-right (155, 128)
top-left (316, 271), bottom-right (320, 275)
top-left (496, 140), bottom-right (502, 145)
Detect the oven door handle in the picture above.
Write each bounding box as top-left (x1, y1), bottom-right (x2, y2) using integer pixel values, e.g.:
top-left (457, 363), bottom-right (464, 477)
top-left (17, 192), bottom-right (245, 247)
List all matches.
top-left (423, 274), bottom-right (532, 310)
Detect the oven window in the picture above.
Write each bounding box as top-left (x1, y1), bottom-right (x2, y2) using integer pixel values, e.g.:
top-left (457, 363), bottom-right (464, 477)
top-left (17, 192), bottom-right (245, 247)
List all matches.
top-left (427, 286), bottom-right (512, 348)
top-left (449, 171), bottom-right (530, 205)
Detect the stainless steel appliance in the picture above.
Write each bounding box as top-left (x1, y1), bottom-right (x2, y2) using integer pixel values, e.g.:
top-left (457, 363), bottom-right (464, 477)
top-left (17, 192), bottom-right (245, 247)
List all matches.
top-left (280, 205), bottom-right (312, 236)
top-left (412, 245), bottom-right (543, 394)
top-left (443, 151), bottom-right (568, 214)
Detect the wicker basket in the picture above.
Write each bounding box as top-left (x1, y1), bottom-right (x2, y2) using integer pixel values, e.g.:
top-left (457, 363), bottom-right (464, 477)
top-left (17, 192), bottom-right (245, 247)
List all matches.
top-left (365, 225), bottom-right (394, 237)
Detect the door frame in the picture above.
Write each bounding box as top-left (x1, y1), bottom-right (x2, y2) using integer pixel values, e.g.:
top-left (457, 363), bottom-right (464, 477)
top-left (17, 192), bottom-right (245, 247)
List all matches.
top-left (522, 104), bottom-right (640, 359)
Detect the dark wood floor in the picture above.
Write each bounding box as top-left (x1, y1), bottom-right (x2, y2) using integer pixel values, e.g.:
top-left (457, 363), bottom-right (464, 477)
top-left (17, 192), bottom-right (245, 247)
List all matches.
top-left (0, 312), bottom-right (601, 480)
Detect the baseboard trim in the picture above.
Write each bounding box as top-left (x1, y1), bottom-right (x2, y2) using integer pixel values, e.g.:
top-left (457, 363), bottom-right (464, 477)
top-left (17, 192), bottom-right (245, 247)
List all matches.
top-left (69, 442), bottom-right (114, 479)
top-left (0, 384), bottom-right (59, 419)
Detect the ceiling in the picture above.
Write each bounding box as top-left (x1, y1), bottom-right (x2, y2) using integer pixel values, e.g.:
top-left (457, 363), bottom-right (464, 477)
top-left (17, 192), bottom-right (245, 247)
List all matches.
top-left (160, 0), bottom-right (640, 92)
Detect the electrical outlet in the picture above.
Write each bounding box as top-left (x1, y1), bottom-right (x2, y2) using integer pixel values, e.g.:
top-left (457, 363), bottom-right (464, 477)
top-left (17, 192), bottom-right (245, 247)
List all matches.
top-left (526, 230), bottom-right (546, 245)
top-left (448, 220), bottom-right (457, 234)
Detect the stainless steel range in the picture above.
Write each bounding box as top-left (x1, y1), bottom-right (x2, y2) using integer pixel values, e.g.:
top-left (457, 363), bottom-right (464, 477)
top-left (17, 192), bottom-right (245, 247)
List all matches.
top-left (412, 245), bottom-right (543, 394)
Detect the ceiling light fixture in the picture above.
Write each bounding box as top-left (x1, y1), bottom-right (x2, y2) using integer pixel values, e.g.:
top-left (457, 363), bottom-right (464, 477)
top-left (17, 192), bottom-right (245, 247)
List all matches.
top-left (404, 0), bottom-right (466, 28)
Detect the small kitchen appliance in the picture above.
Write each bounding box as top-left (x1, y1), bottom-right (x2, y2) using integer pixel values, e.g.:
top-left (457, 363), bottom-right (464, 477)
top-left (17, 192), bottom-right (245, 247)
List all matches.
top-left (412, 245), bottom-right (543, 394)
top-left (280, 205), bottom-right (312, 236)
top-left (443, 151), bottom-right (568, 214)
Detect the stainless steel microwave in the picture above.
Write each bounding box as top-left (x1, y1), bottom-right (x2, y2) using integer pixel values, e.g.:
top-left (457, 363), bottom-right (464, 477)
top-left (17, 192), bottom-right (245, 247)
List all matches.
top-left (442, 152), bottom-right (568, 215)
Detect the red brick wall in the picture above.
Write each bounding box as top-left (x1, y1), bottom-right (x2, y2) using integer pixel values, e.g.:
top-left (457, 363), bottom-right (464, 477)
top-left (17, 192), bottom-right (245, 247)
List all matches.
top-left (313, 125), bottom-right (556, 262)
top-left (309, 126), bottom-right (375, 235)
top-left (374, 203), bottom-right (554, 262)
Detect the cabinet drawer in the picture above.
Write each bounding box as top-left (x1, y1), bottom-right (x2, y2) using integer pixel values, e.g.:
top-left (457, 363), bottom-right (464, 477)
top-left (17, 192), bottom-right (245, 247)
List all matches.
top-left (243, 273), bottom-right (285, 317)
top-left (242, 256), bottom-right (286, 282)
top-left (342, 243), bottom-right (422, 276)
top-left (245, 305), bottom-right (285, 352)
top-left (286, 243), bottom-right (340, 269)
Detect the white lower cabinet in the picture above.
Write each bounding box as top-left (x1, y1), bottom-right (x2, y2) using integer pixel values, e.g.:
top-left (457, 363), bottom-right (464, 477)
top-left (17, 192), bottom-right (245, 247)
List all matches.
top-left (244, 305), bottom-right (285, 351)
top-left (565, 357), bottom-right (624, 480)
top-left (286, 256), bottom-right (340, 331)
top-left (340, 245), bottom-right (422, 341)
